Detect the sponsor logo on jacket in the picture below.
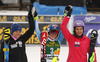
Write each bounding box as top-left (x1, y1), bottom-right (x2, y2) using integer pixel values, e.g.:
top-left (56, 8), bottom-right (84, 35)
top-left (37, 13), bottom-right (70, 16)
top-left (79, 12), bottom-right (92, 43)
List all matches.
top-left (11, 41), bottom-right (23, 49)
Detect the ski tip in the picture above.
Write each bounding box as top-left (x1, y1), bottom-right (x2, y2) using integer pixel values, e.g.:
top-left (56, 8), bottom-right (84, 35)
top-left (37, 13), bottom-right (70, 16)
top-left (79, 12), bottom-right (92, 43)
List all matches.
top-left (91, 30), bottom-right (98, 34)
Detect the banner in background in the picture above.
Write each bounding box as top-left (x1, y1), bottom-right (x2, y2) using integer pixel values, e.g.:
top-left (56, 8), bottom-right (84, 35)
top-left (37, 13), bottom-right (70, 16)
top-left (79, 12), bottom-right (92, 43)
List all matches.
top-left (74, 15), bottom-right (100, 46)
top-left (74, 15), bottom-right (100, 23)
top-left (0, 15), bottom-right (63, 22)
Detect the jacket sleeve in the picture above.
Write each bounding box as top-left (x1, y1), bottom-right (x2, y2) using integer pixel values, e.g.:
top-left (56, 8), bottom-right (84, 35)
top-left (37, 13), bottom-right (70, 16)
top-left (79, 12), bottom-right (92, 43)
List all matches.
top-left (61, 16), bottom-right (74, 42)
top-left (35, 20), bottom-right (41, 42)
top-left (21, 16), bottom-right (35, 42)
top-left (57, 31), bottom-right (64, 44)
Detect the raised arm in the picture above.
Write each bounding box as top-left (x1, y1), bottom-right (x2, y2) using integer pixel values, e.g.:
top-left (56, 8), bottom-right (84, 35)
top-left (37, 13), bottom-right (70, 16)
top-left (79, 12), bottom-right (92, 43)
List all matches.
top-left (21, 7), bottom-right (36, 42)
top-left (61, 16), bottom-right (73, 41)
top-left (61, 5), bottom-right (73, 42)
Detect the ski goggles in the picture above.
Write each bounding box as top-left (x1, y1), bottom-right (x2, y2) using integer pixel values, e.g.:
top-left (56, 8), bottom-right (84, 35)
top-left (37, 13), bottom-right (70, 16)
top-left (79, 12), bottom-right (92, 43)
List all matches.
top-left (50, 30), bottom-right (59, 34)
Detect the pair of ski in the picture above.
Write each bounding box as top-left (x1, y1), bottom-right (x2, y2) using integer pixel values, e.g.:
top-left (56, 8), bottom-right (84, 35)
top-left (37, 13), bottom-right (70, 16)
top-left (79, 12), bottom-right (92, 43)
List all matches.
top-left (41, 30), bottom-right (98, 62)
top-left (3, 27), bottom-right (10, 62)
top-left (88, 30), bottom-right (98, 62)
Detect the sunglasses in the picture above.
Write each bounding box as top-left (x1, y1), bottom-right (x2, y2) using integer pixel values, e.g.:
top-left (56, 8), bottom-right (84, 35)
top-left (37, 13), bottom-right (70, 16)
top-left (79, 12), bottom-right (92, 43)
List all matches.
top-left (50, 30), bottom-right (59, 34)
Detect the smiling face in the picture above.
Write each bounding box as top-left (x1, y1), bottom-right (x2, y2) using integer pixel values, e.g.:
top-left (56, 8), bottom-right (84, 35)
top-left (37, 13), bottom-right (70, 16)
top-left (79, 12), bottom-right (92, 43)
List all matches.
top-left (49, 33), bottom-right (58, 40)
top-left (75, 26), bottom-right (84, 36)
top-left (12, 30), bottom-right (21, 38)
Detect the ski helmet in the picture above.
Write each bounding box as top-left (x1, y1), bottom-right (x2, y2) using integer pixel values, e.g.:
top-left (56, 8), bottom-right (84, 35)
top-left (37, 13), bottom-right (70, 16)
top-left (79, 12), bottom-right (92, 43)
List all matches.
top-left (47, 24), bottom-right (59, 35)
top-left (74, 20), bottom-right (84, 28)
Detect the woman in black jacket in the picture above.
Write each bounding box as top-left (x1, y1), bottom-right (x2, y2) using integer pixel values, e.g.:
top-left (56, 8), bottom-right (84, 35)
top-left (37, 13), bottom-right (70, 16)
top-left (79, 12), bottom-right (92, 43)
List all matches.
top-left (0, 7), bottom-right (37, 62)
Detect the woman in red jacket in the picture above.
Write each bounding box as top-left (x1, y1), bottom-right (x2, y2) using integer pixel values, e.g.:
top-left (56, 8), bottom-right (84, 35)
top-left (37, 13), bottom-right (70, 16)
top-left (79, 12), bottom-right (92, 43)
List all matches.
top-left (61, 5), bottom-right (97, 62)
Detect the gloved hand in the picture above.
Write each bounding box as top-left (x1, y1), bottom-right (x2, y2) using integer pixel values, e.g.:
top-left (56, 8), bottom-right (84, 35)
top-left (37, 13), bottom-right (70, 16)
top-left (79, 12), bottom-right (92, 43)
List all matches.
top-left (28, 7), bottom-right (38, 20)
top-left (64, 5), bottom-right (73, 17)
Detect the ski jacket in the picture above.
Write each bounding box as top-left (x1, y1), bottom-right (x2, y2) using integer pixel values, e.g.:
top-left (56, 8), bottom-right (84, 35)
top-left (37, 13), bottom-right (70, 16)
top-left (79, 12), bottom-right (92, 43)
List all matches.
top-left (61, 16), bottom-right (97, 62)
top-left (0, 16), bottom-right (35, 62)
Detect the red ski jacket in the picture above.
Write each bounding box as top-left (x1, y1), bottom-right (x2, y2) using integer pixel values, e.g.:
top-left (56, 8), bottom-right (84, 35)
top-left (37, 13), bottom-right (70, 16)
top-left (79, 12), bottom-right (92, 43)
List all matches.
top-left (61, 16), bottom-right (97, 62)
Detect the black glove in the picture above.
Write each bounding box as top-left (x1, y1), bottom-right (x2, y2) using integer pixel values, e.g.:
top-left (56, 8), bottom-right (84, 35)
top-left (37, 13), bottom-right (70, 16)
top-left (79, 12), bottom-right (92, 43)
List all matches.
top-left (64, 5), bottom-right (73, 17)
top-left (31, 7), bottom-right (37, 17)
top-left (28, 7), bottom-right (37, 18)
